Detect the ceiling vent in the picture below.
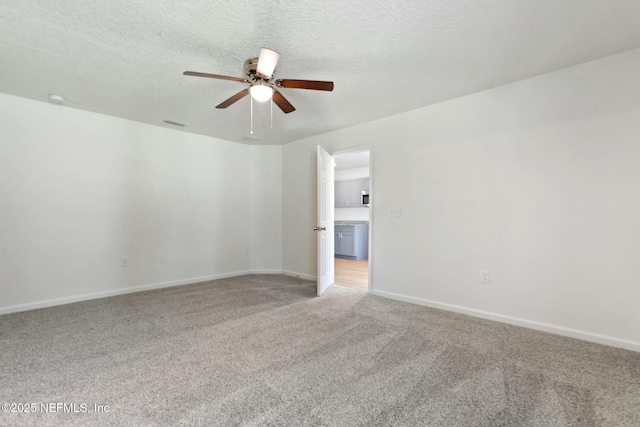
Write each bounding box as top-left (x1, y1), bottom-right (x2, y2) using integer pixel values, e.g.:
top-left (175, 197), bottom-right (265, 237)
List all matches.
top-left (163, 118), bottom-right (187, 127)
top-left (241, 135), bottom-right (261, 142)
top-left (48, 94), bottom-right (65, 105)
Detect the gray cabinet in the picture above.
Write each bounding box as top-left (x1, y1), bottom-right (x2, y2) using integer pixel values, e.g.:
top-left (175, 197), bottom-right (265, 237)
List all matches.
top-left (349, 179), bottom-right (364, 208)
top-left (335, 225), bottom-right (368, 260)
top-left (335, 180), bottom-right (350, 208)
top-left (340, 230), bottom-right (356, 256)
top-left (335, 178), bottom-right (368, 208)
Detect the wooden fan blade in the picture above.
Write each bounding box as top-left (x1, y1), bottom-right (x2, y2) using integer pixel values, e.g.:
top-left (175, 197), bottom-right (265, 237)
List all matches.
top-left (216, 89), bottom-right (250, 109)
top-left (184, 71), bottom-right (248, 83)
top-left (272, 90), bottom-right (296, 114)
top-left (276, 79), bottom-right (334, 91)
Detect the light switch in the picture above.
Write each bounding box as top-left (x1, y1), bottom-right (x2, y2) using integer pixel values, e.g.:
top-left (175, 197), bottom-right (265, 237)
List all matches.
top-left (481, 271), bottom-right (491, 284)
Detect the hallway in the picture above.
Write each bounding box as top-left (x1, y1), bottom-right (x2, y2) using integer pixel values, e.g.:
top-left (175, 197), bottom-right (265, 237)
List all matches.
top-left (334, 258), bottom-right (368, 290)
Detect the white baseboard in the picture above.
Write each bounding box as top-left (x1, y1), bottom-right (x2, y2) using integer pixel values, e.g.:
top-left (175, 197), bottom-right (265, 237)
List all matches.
top-left (283, 270), bottom-right (317, 281)
top-left (370, 289), bottom-right (640, 353)
top-left (0, 270), bottom-right (258, 315)
top-left (12, 273), bottom-right (633, 353)
top-left (248, 269), bottom-right (285, 275)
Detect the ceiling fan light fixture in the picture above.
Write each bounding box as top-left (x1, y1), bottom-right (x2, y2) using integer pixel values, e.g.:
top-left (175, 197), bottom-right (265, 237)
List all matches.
top-left (256, 48), bottom-right (280, 78)
top-left (250, 83), bottom-right (273, 102)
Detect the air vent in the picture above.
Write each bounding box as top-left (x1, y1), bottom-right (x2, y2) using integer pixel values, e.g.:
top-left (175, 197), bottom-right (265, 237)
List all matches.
top-left (163, 118), bottom-right (187, 127)
top-left (241, 135), bottom-right (261, 142)
top-left (48, 94), bottom-right (65, 105)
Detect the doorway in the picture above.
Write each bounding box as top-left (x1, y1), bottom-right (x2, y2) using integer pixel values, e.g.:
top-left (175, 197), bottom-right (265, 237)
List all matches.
top-left (332, 150), bottom-right (370, 291)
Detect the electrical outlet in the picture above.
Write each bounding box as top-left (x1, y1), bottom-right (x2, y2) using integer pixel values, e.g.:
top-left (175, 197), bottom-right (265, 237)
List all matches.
top-left (121, 257), bottom-right (129, 268)
top-left (481, 271), bottom-right (490, 284)
top-left (388, 208), bottom-right (402, 217)
top-left (159, 254), bottom-right (168, 264)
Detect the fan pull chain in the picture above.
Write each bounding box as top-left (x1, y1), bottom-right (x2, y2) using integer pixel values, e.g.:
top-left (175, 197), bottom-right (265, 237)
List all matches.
top-left (250, 95), bottom-right (254, 134)
top-left (270, 96), bottom-right (273, 129)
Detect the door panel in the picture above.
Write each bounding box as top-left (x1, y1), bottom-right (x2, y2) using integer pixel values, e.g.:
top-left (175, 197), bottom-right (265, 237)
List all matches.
top-left (316, 145), bottom-right (334, 296)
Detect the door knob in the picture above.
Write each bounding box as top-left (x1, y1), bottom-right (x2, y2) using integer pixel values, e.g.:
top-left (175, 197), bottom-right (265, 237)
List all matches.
top-left (313, 227), bottom-right (326, 231)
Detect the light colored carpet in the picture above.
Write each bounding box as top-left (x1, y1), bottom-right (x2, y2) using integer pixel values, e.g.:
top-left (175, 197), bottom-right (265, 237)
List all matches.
top-left (1, 274), bottom-right (638, 426)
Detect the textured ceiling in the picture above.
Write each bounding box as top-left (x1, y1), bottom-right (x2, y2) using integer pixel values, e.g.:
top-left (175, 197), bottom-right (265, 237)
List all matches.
top-left (1, 1), bottom-right (639, 145)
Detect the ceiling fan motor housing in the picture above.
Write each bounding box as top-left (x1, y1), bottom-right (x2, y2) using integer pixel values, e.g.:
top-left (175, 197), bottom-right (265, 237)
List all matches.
top-left (244, 58), bottom-right (272, 81)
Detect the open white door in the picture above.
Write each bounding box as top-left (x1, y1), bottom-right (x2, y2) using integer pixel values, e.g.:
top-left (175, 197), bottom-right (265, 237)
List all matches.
top-left (316, 145), bottom-right (334, 296)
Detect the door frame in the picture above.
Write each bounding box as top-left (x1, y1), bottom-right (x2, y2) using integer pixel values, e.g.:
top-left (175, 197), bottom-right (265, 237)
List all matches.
top-left (331, 146), bottom-right (373, 292)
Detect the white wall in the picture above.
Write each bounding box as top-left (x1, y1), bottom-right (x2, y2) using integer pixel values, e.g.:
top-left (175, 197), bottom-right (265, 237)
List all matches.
top-left (282, 49), bottom-right (640, 350)
top-left (335, 166), bottom-right (370, 221)
top-left (250, 145), bottom-right (283, 272)
top-left (0, 93), bottom-right (282, 312)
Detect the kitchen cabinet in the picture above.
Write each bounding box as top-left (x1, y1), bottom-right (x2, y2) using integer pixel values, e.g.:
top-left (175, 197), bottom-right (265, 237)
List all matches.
top-left (335, 180), bottom-right (350, 208)
top-left (335, 225), bottom-right (368, 260)
top-left (335, 229), bottom-right (354, 257)
top-left (335, 178), bottom-right (368, 208)
top-left (349, 179), bottom-right (364, 208)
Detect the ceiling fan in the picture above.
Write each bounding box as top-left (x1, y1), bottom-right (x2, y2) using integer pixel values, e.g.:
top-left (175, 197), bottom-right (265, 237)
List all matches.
top-left (183, 48), bottom-right (334, 114)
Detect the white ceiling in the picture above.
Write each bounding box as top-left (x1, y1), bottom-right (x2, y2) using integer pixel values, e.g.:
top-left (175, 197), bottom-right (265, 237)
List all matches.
top-left (1, 1), bottom-right (639, 145)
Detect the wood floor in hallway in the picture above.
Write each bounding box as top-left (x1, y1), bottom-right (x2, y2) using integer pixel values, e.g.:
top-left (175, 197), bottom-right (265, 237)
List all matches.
top-left (334, 258), bottom-right (368, 290)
